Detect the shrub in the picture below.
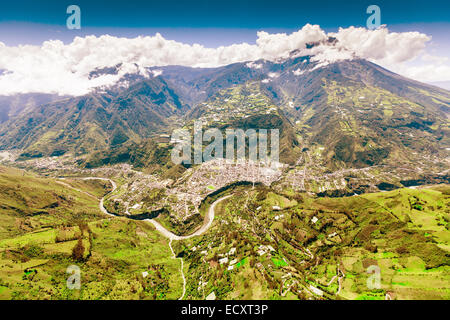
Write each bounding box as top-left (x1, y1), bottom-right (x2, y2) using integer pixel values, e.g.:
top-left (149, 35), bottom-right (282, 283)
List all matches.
top-left (395, 245), bottom-right (409, 254)
top-left (72, 238), bottom-right (85, 261)
top-left (23, 244), bottom-right (44, 258)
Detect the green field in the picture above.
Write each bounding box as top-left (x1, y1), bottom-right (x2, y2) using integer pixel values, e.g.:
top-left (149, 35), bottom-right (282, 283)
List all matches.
top-left (0, 165), bottom-right (448, 300)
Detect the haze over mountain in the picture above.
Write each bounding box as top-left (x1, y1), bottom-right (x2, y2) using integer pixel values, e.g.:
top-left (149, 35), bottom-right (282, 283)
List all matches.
top-left (0, 93), bottom-right (65, 124)
top-left (0, 50), bottom-right (448, 175)
top-left (430, 81), bottom-right (450, 90)
top-left (0, 76), bottom-right (186, 158)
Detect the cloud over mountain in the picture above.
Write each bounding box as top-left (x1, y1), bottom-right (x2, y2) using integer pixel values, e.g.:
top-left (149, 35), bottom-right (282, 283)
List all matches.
top-left (0, 24), bottom-right (444, 96)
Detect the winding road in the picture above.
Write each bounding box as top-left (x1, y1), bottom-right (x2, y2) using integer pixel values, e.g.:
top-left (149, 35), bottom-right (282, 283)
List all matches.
top-left (63, 176), bottom-right (232, 300)
top-left (144, 195), bottom-right (233, 240)
top-left (85, 176), bottom-right (231, 239)
top-left (169, 239), bottom-right (186, 300)
top-left (87, 177), bottom-right (117, 217)
top-left (57, 177), bottom-right (118, 217)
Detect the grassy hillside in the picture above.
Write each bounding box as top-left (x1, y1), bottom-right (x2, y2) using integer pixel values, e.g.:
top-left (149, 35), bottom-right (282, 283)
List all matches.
top-left (175, 184), bottom-right (450, 300)
top-left (0, 166), bottom-right (184, 300)
top-left (186, 82), bottom-right (302, 165)
top-left (0, 165), bottom-right (447, 300)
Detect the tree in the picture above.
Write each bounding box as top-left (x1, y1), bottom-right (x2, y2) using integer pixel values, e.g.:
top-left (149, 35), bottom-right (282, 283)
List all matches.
top-left (72, 238), bottom-right (85, 261)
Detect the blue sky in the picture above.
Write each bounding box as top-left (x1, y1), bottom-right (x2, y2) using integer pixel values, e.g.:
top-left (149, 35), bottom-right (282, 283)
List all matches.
top-left (0, 0), bottom-right (449, 46)
top-left (0, 0), bottom-right (449, 94)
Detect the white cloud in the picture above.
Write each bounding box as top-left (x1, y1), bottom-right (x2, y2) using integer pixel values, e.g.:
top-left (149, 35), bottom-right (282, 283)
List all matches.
top-left (293, 69), bottom-right (305, 76)
top-left (309, 46), bottom-right (354, 70)
top-left (331, 27), bottom-right (430, 65)
top-left (255, 24), bottom-right (328, 59)
top-left (0, 24), bottom-right (447, 96)
top-left (387, 53), bottom-right (450, 83)
top-left (246, 61), bottom-right (263, 69)
top-left (150, 69), bottom-right (163, 77)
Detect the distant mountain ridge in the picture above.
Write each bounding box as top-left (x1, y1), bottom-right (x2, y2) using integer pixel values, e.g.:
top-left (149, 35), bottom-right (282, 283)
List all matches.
top-left (0, 93), bottom-right (66, 124)
top-left (0, 77), bottom-right (186, 158)
top-left (0, 54), bottom-right (448, 174)
top-left (429, 80), bottom-right (450, 91)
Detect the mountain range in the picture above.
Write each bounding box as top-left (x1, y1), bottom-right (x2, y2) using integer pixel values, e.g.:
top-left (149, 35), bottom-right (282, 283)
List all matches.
top-left (0, 52), bottom-right (449, 184)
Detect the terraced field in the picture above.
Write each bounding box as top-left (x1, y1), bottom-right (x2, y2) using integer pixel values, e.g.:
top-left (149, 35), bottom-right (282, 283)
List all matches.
top-left (0, 163), bottom-right (448, 300)
top-left (0, 166), bottom-right (184, 300)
